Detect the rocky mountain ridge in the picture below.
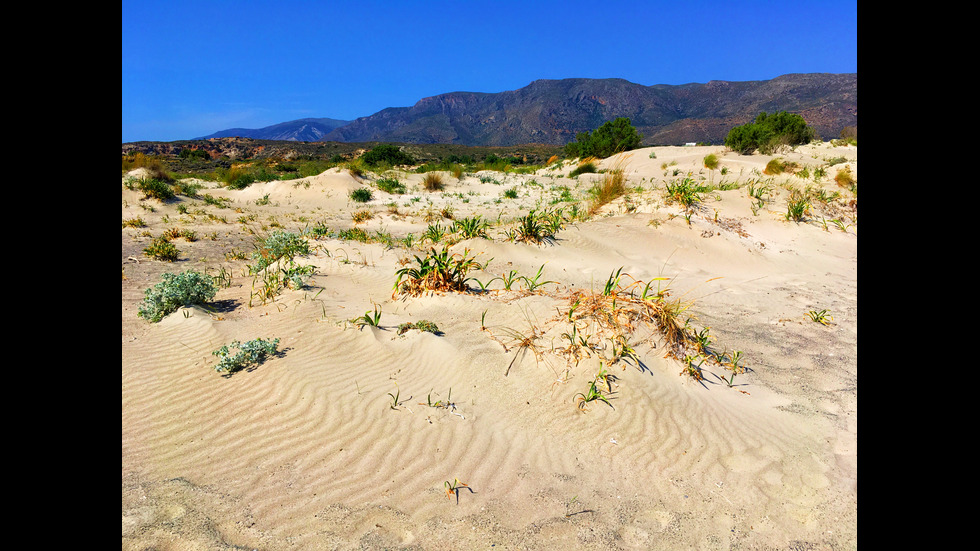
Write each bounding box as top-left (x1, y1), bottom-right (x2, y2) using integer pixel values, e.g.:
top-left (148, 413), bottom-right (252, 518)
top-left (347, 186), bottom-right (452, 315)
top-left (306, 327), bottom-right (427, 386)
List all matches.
top-left (137, 73), bottom-right (856, 147)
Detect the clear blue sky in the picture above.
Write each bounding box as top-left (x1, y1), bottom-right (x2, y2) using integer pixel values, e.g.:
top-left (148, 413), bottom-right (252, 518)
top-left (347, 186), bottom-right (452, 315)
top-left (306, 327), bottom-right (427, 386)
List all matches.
top-left (122, 0), bottom-right (857, 143)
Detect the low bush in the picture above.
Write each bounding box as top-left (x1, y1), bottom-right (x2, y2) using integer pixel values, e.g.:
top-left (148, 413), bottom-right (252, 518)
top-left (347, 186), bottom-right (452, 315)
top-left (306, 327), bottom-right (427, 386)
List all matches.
top-left (143, 237), bottom-right (180, 261)
top-left (251, 230), bottom-right (311, 271)
top-left (137, 178), bottom-right (175, 201)
top-left (212, 337), bottom-right (280, 374)
top-left (138, 270), bottom-right (217, 322)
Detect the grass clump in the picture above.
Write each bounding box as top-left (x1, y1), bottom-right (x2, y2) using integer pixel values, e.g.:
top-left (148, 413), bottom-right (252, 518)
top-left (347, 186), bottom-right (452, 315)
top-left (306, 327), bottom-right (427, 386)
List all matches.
top-left (422, 172), bottom-right (445, 191)
top-left (137, 270), bottom-right (217, 322)
top-left (211, 337), bottom-right (280, 374)
top-left (703, 153), bottom-right (719, 170)
top-left (834, 166), bottom-right (855, 188)
top-left (586, 167), bottom-right (627, 216)
top-left (569, 160), bottom-right (598, 178)
top-left (510, 209), bottom-right (559, 244)
top-left (451, 215), bottom-right (490, 240)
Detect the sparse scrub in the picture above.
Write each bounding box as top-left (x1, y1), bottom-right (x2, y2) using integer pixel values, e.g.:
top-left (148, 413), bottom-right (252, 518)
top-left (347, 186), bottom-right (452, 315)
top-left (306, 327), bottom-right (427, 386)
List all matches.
top-left (376, 177), bottom-right (406, 194)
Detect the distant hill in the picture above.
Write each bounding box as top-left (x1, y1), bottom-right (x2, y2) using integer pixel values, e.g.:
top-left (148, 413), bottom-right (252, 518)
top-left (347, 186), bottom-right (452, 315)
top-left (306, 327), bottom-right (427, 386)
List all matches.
top-left (320, 73), bottom-right (856, 146)
top-left (196, 117), bottom-right (351, 141)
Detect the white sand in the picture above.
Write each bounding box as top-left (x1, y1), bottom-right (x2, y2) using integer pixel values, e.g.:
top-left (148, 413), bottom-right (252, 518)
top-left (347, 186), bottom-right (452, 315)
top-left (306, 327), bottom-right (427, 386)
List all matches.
top-left (123, 143), bottom-right (857, 549)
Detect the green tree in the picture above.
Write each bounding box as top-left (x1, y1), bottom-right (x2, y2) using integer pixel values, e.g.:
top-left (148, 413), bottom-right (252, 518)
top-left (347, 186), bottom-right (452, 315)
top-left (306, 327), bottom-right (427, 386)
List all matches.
top-left (565, 117), bottom-right (643, 159)
top-left (724, 111), bottom-right (815, 154)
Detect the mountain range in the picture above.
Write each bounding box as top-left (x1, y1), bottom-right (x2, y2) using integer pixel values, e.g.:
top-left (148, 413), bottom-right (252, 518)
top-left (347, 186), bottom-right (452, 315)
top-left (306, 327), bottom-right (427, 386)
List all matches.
top-left (196, 118), bottom-right (350, 141)
top-left (195, 73), bottom-right (856, 147)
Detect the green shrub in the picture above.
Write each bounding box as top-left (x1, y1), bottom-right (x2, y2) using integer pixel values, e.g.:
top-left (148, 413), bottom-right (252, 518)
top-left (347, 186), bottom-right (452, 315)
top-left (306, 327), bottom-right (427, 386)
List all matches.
top-left (360, 144), bottom-right (415, 167)
top-left (138, 270), bottom-right (218, 322)
top-left (212, 337), bottom-right (280, 374)
top-left (724, 111), bottom-right (815, 155)
top-left (503, 188), bottom-right (518, 199)
top-left (350, 187), bottom-right (373, 202)
top-left (564, 117), bottom-right (643, 159)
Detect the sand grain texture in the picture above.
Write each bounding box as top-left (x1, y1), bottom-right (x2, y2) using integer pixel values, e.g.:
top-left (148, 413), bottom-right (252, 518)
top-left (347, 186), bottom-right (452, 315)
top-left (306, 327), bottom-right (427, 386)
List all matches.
top-left (123, 144), bottom-right (857, 550)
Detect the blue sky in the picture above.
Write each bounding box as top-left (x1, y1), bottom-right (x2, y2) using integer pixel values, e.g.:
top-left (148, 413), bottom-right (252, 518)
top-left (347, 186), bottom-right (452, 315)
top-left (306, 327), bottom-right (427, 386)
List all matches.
top-left (122, 0), bottom-right (857, 143)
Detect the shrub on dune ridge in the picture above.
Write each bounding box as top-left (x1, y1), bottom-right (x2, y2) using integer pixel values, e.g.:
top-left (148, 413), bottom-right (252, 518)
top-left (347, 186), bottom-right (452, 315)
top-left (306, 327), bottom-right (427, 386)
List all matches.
top-left (565, 117), bottom-right (643, 159)
top-left (724, 111), bottom-right (815, 155)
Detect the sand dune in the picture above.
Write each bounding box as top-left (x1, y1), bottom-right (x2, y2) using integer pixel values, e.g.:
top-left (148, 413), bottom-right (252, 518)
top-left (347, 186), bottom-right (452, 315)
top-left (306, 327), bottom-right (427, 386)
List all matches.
top-left (123, 144), bottom-right (857, 549)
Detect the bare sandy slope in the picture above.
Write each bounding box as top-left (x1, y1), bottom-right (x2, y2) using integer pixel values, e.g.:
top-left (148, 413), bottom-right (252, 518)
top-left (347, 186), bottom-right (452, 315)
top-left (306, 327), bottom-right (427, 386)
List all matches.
top-left (122, 144), bottom-right (857, 550)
